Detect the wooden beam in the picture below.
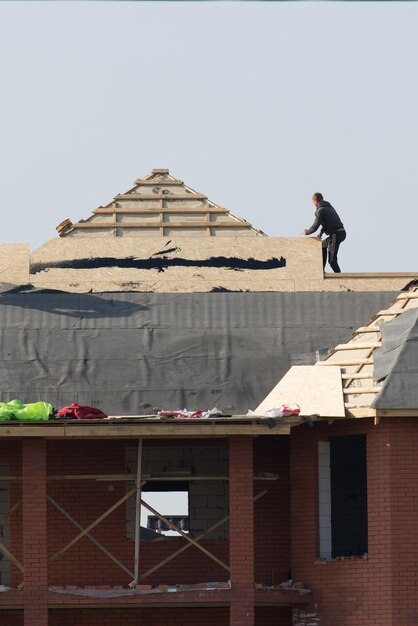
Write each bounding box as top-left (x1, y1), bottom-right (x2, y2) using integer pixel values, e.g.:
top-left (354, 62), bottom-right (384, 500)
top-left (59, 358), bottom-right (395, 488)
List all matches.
top-left (49, 487), bottom-right (137, 563)
top-left (344, 403), bottom-right (376, 418)
top-left (0, 500), bottom-right (20, 524)
top-left (140, 498), bottom-right (230, 572)
top-left (114, 193), bottom-right (208, 200)
top-left (341, 373), bottom-right (373, 380)
top-left (354, 327), bottom-right (382, 334)
top-left (376, 409), bottom-right (418, 417)
top-left (343, 387), bottom-right (381, 394)
top-left (72, 221), bottom-right (252, 230)
top-left (333, 342), bottom-right (381, 351)
top-left (93, 208), bottom-right (229, 215)
top-left (134, 179), bottom-right (184, 186)
top-left (342, 347), bottom-right (376, 389)
top-left (0, 474), bottom-right (278, 484)
top-left (375, 310), bottom-right (401, 317)
top-left (317, 359), bottom-right (373, 366)
top-left (0, 539), bottom-right (24, 573)
top-left (133, 439), bottom-right (143, 585)
top-left (397, 292), bottom-right (418, 300)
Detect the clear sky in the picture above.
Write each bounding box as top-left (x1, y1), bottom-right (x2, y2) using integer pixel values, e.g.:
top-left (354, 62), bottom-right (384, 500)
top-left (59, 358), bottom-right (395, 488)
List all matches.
top-left (0, 1), bottom-right (417, 272)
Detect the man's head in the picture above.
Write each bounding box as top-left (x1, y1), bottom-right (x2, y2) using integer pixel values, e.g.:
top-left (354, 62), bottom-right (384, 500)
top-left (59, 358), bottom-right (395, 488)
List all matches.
top-left (312, 192), bottom-right (323, 207)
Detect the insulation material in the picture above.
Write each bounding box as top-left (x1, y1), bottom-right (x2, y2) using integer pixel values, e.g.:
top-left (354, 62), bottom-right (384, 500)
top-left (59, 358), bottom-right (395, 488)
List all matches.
top-left (255, 366), bottom-right (345, 418)
top-left (0, 290), bottom-right (395, 415)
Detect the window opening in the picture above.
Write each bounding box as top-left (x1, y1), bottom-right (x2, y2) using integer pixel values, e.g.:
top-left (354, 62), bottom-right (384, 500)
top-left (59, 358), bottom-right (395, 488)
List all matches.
top-left (318, 435), bottom-right (368, 559)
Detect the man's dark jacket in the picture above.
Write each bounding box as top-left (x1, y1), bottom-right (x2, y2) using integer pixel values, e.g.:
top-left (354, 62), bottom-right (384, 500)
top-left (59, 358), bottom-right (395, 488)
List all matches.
top-left (305, 201), bottom-right (344, 236)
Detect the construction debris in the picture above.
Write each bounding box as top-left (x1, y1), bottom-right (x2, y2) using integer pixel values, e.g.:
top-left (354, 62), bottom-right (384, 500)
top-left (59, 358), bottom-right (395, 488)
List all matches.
top-left (48, 581), bottom-right (231, 598)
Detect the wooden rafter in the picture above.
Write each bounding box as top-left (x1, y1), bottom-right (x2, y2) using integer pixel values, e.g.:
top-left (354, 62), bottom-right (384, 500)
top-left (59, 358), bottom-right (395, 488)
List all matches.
top-left (57, 169), bottom-right (263, 238)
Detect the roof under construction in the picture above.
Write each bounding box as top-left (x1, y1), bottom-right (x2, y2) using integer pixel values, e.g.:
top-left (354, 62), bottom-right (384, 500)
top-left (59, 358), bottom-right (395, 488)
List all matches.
top-left (260, 284), bottom-right (418, 419)
top-left (0, 289), bottom-right (396, 417)
top-left (56, 169), bottom-right (264, 238)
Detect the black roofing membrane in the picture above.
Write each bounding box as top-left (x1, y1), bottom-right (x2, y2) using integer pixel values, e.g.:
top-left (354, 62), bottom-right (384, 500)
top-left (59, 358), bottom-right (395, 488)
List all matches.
top-left (372, 307), bottom-right (418, 409)
top-left (0, 291), bottom-right (395, 415)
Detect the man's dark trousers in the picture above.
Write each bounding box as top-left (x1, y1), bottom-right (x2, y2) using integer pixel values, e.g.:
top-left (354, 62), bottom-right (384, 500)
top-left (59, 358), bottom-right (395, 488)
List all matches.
top-left (323, 229), bottom-right (346, 273)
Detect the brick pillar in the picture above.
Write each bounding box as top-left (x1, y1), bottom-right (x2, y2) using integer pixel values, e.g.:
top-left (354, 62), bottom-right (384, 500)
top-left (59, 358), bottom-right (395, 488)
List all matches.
top-left (23, 439), bottom-right (48, 626)
top-left (229, 436), bottom-right (254, 626)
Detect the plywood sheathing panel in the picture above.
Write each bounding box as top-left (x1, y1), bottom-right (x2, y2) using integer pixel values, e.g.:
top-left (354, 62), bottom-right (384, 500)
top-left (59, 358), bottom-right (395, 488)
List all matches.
top-left (255, 365), bottom-right (345, 418)
top-left (30, 236), bottom-right (324, 291)
top-left (28, 235), bottom-right (415, 293)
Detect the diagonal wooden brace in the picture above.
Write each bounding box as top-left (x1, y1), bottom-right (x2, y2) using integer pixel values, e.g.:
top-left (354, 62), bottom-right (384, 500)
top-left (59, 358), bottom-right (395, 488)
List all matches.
top-left (141, 498), bottom-right (230, 572)
top-left (47, 495), bottom-right (134, 579)
top-left (49, 487), bottom-right (137, 563)
top-left (141, 489), bottom-right (268, 580)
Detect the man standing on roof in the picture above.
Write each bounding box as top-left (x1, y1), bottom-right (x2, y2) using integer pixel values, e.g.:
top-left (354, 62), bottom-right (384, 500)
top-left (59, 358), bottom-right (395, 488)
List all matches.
top-left (301, 193), bottom-right (346, 273)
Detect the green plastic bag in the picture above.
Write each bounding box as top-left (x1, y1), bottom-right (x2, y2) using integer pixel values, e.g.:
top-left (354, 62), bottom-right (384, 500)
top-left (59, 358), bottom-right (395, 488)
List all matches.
top-left (15, 401), bottom-right (53, 421)
top-left (0, 400), bottom-right (24, 420)
top-left (0, 400), bottom-right (52, 421)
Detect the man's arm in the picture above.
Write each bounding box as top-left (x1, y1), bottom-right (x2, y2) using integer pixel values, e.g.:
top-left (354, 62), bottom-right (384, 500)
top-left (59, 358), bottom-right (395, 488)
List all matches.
top-left (303, 209), bottom-right (322, 236)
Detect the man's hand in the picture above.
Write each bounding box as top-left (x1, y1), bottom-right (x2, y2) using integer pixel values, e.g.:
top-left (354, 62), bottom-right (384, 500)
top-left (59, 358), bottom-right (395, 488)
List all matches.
top-left (316, 233), bottom-right (322, 239)
top-left (301, 230), bottom-right (307, 235)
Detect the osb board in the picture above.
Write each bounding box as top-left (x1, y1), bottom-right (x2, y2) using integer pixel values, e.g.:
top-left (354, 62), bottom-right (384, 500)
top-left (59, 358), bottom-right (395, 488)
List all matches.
top-left (30, 237), bottom-right (324, 286)
top-left (255, 365), bottom-right (345, 418)
top-left (26, 237), bottom-right (415, 293)
top-left (0, 244), bottom-right (29, 285)
top-left (30, 278), bottom-right (299, 293)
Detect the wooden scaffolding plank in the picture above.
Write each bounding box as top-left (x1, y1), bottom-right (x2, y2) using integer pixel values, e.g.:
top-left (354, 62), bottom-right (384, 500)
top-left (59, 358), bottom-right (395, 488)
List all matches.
top-left (333, 342), bottom-right (381, 351)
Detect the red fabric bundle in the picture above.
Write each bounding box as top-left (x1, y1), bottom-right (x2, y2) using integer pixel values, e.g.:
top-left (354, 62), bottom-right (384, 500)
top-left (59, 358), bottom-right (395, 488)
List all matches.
top-left (56, 403), bottom-right (108, 420)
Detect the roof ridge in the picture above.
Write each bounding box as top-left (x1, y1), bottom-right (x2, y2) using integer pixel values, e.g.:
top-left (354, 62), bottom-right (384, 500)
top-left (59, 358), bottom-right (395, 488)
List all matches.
top-left (56, 170), bottom-right (265, 238)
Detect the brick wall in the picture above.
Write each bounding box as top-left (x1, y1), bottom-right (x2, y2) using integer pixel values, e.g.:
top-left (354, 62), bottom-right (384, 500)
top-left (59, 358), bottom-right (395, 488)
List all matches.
top-left (255, 606), bottom-right (292, 625)
top-left (0, 441), bottom-right (23, 585)
top-left (2, 606), bottom-right (293, 626)
top-left (229, 436), bottom-right (254, 626)
top-left (0, 610), bottom-right (23, 626)
top-left (290, 418), bottom-right (397, 626)
top-left (48, 607), bottom-right (229, 625)
top-left (45, 440), bottom-right (230, 587)
top-left (386, 418), bottom-right (418, 626)
top-left (254, 436), bottom-right (291, 585)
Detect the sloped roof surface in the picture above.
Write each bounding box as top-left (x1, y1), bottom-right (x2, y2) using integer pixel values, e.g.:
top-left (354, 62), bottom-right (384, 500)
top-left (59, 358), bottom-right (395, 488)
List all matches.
top-left (316, 285), bottom-right (418, 413)
top-left (57, 169), bottom-right (264, 238)
top-left (0, 290), bottom-right (393, 415)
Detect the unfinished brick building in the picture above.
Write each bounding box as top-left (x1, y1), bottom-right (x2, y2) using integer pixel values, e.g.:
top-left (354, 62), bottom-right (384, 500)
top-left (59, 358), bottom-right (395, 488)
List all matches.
top-left (0, 171), bottom-right (416, 626)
